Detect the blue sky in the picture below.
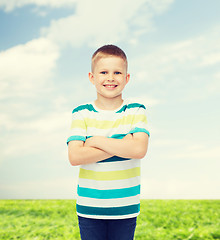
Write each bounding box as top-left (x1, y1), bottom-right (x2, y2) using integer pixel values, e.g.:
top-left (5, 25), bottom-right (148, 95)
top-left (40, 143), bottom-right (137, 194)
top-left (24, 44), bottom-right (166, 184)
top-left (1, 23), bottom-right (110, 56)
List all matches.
top-left (0, 0), bottom-right (219, 199)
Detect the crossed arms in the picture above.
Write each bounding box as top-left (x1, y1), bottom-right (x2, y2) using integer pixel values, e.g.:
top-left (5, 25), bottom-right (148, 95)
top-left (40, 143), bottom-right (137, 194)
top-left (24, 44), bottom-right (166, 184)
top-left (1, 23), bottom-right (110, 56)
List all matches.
top-left (68, 133), bottom-right (149, 166)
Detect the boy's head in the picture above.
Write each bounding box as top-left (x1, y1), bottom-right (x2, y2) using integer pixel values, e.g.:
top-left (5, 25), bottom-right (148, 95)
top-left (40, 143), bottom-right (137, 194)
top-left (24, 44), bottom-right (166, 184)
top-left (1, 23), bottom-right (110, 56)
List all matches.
top-left (91, 45), bottom-right (128, 73)
top-left (89, 45), bottom-right (130, 103)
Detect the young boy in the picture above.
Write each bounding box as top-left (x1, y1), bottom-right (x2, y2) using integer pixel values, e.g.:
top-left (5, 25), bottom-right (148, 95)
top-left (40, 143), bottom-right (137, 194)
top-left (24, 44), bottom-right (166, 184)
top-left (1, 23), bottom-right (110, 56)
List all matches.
top-left (67, 45), bottom-right (150, 240)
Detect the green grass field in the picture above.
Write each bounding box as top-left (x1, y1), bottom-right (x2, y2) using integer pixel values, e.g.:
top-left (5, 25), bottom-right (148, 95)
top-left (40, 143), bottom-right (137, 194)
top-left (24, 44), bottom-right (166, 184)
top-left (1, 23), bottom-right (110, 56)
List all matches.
top-left (0, 200), bottom-right (219, 239)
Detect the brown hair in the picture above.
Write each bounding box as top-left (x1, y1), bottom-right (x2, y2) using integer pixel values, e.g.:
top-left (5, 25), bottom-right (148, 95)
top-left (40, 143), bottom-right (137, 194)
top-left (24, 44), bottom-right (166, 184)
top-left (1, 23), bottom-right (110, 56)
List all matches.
top-left (91, 45), bottom-right (127, 72)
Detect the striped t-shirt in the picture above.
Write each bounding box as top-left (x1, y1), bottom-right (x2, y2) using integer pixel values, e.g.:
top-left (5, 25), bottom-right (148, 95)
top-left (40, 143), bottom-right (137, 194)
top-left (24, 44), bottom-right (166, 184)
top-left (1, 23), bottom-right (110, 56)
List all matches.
top-left (67, 98), bottom-right (150, 219)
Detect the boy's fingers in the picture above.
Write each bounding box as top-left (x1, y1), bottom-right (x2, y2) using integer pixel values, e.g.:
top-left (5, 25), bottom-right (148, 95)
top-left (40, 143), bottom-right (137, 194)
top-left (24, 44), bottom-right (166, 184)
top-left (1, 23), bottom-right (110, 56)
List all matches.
top-left (123, 134), bottom-right (133, 140)
top-left (84, 138), bottom-right (91, 147)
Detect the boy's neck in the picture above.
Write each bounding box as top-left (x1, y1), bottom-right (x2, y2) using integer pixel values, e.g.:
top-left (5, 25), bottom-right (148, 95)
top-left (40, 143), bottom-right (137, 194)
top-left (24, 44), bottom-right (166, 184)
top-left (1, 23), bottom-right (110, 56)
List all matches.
top-left (94, 97), bottom-right (124, 111)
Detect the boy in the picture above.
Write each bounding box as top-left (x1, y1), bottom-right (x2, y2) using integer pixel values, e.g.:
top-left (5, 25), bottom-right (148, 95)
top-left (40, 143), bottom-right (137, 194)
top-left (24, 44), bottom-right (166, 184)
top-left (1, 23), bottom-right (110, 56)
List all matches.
top-left (67, 45), bottom-right (150, 240)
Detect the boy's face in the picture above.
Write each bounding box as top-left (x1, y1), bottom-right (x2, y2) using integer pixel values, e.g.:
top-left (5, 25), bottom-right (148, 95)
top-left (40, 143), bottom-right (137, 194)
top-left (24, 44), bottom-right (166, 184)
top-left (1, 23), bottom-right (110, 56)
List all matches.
top-left (89, 56), bottom-right (130, 101)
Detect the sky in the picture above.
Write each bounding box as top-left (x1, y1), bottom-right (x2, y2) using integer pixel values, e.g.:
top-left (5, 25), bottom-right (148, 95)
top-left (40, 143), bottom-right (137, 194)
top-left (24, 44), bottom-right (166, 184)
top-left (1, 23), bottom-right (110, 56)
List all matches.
top-left (0, 0), bottom-right (220, 199)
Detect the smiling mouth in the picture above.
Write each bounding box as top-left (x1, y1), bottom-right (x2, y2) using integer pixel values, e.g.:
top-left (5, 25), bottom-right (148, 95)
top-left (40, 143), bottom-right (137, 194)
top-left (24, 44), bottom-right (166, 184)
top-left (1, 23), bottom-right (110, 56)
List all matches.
top-left (103, 84), bottom-right (118, 88)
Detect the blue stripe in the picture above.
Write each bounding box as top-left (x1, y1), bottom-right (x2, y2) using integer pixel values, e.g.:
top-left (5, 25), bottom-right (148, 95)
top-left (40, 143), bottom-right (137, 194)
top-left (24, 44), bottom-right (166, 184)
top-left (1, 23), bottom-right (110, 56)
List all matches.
top-left (67, 135), bottom-right (86, 144)
top-left (99, 156), bottom-right (131, 163)
top-left (77, 185), bottom-right (140, 199)
top-left (87, 135), bottom-right (126, 140)
top-left (88, 134), bottom-right (126, 140)
top-left (72, 104), bottom-right (98, 114)
top-left (76, 203), bottom-right (140, 216)
top-left (116, 103), bottom-right (146, 113)
top-left (129, 127), bottom-right (150, 137)
top-left (109, 133), bottom-right (126, 139)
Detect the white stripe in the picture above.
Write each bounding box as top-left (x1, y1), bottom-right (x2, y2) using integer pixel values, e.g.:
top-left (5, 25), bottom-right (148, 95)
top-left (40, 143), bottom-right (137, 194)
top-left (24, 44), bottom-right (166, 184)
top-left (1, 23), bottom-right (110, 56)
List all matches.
top-left (135, 122), bottom-right (148, 128)
top-left (79, 108), bottom-right (138, 122)
top-left (80, 159), bottom-right (140, 172)
top-left (84, 114), bottom-right (138, 123)
top-left (76, 195), bottom-right (140, 208)
top-left (78, 176), bottom-right (140, 190)
top-left (83, 113), bottom-right (125, 121)
top-left (86, 124), bottom-right (133, 137)
top-left (135, 107), bottom-right (146, 114)
top-left (77, 212), bottom-right (140, 220)
top-left (72, 112), bottom-right (84, 119)
top-left (80, 110), bottom-right (142, 122)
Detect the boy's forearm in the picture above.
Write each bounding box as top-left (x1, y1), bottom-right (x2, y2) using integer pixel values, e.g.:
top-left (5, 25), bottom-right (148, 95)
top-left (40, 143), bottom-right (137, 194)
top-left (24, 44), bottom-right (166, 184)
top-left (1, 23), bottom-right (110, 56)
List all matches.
top-left (86, 136), bottom-right (147, 159)
top-left (68, 144), bottom-right (113, 166)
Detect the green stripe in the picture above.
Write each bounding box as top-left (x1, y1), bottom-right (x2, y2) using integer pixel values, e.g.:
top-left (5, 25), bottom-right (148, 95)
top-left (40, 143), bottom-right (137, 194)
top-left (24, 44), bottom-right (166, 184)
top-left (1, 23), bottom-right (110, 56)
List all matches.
top-left (72, 104), bottom-right (98, 114)
top-left (79, 167), bottom-right (140, 181)
top-left (71, 119), bottom-right (86, 129)
top-left (82, 114), bottom-right (146, 129)
top-left (76, 203), bottom-right (140, 216)
top-left (71, 114), bottom-right (147, 130)
top-left (84, 115), bottom-right (133, 128)
top-left (116, 103), bottom-right (146, 113)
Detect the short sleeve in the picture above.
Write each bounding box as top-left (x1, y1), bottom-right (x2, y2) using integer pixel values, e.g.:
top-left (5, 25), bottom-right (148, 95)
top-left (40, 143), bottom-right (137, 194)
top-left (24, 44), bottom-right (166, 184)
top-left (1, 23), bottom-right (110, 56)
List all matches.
top-left (128, 104), bottom-right (150, 137)
top-left (66, 108), bottom-right (87, 145)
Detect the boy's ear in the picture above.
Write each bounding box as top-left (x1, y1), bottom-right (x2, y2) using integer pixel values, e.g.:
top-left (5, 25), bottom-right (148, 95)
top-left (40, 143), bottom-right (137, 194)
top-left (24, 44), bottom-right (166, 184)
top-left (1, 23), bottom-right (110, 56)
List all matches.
top-left (88, 72), bottom-right (95, 85)
top-left (126, 73), bottom-right (130, 84)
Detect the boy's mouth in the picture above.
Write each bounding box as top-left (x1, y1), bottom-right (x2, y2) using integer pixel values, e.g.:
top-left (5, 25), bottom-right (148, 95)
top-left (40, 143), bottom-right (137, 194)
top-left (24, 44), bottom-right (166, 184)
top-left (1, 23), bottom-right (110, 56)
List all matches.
top-left (103, 84), bottom-right (118, 89)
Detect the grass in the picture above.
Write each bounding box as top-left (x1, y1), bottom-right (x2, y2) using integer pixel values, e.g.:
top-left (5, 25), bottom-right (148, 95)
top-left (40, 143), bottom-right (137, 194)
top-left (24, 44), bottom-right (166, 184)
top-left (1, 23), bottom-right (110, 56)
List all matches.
top-left (0, 200), bottom-right (219, 239)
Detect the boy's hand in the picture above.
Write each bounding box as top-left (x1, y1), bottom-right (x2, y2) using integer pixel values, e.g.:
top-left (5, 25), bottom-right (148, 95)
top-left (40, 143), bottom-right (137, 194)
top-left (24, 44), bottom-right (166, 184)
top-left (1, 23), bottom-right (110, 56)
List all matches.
top-left (84, 136), bottom-right (104, 148)
top-left (85, 134), bottom-right (132, 148)
top-left (123, 133), bottom-right (133, 140)
top-left (83, 132), bottom-right (148, 159)
top-left (84, 137), bottom-right (94, 147)
top-left (85, 134), bottom-right (133, 148)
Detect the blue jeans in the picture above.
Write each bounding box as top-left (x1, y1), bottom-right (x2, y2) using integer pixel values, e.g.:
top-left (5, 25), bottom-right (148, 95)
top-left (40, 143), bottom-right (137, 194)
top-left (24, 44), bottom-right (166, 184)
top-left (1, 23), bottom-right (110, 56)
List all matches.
top-left (78, 216), bottom-right (137, 240)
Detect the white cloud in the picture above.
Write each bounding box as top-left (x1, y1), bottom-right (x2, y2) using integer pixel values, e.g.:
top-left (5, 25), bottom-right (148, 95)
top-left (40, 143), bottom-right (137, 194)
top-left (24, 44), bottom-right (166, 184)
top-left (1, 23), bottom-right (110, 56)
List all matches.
top-left (129, 96), bottom-right (161, 107)
top-left (0, 0), bottom-right (77, 12)
top-left (0, 37), bottom-right (63, 165)
top-left (0, 176), bottom-right (79, 199)
top-left (151, 138), bottom-right (220, 161)
top-left (0, 37), bottom-right (59, 99)
top-left (2, 0), bottom-right (219, 200)
top-left (170, 145), bottom-right (220, 161)
top-left (41, 0), bottom-right (174, 48)
top-left (129, 26), bottom-right (220, 103)
top-left (141, 177), bottom-right (220, 199)
top-left (1, 110), bottom-right (71, 159)
top-left (142, 139), bottom-right (220, 200)
top-left (200, 52), bottom-right (220, 66)
top-left (130, 26), bottom-right (220, 82)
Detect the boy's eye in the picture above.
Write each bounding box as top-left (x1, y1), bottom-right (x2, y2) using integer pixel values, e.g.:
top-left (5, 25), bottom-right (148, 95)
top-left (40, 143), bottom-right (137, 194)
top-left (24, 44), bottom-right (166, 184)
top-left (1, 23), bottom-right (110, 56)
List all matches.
top-left (115, 71), bottom-right (121, 75)
top-left (100, 71), bottom-right (107, 74)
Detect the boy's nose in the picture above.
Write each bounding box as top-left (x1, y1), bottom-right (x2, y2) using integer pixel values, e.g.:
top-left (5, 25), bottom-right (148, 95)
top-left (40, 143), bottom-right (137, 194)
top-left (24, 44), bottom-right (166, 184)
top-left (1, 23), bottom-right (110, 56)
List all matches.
top-left (107, 78), bottom-right (114, 82)
top-left (108, 73), bottom-right (114, 81)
